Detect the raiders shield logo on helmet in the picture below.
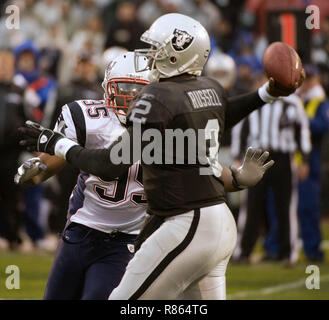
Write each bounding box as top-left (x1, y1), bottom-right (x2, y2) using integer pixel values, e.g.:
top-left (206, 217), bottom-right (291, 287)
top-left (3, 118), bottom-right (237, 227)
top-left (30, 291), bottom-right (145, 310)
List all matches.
top-left (171, 29), bottom-right (194, 51)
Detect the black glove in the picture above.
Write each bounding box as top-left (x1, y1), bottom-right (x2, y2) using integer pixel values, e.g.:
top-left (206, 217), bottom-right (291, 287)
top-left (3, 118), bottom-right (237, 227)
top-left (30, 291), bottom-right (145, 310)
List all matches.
top-left (19, 121), bottom-right (64, 155)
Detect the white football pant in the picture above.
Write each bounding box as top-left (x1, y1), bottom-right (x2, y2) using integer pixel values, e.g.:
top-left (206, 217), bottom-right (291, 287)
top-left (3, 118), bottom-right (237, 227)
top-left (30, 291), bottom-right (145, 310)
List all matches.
top-left (109, 203), bottom-right (237, 300)
top-left (179, 256), bottom-right (230, 300)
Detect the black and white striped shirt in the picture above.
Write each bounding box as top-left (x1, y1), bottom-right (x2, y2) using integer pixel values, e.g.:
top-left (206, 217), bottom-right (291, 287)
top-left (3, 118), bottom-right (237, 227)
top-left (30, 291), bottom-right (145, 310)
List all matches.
top-left (231, 94), bottom-right (311, 158)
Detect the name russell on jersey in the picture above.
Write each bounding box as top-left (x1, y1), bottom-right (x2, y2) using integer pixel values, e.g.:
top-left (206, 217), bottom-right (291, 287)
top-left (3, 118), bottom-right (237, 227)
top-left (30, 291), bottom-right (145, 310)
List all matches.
top-left (186, 88), bottom-right (222, 109)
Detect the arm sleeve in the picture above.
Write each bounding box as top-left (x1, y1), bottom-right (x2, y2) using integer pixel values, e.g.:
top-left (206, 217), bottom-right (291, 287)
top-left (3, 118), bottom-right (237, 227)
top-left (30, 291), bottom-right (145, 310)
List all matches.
top-left (225, 91), bottom-right (265, 129)
top-left (66, 126), bottom-right (136, 181)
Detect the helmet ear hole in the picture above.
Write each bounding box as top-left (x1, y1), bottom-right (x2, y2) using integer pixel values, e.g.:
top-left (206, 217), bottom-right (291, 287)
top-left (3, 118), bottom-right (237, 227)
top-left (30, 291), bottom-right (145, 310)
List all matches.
top-left (170, 56), bottom-right (177, 64)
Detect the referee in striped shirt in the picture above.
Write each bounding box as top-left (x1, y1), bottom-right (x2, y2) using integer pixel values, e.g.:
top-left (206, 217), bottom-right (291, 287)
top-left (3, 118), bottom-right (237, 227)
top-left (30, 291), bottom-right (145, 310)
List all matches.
top-left (231, 76), bottom-right (311, 265)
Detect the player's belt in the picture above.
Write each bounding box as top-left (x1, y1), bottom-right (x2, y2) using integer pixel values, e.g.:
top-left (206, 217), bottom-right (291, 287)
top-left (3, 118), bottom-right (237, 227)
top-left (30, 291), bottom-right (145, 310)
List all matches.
top-left (67, 222), bottom-right (137, 241)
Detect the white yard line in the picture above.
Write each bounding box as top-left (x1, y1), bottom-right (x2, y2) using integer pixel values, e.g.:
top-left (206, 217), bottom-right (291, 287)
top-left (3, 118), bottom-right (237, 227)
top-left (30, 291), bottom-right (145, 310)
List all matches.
top-left (228, 274), bottom-right (329, 299)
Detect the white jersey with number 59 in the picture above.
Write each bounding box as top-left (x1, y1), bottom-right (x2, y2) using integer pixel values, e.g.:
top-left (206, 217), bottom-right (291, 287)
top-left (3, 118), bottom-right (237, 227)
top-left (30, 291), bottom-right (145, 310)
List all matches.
top-left (54, 99), bottom-right (147, 234)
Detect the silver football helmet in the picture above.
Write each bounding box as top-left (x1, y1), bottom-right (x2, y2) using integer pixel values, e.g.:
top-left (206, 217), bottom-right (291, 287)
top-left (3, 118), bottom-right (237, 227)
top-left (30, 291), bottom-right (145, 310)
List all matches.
top-left (102, 51), bottom-right (153, 124)
top-left (135, 13), bottom-right (211, 80)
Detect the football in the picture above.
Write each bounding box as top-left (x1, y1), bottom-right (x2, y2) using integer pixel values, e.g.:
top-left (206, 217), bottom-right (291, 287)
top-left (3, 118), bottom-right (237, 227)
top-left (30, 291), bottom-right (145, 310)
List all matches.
top-left (262, 42), bottom-right (303, 90)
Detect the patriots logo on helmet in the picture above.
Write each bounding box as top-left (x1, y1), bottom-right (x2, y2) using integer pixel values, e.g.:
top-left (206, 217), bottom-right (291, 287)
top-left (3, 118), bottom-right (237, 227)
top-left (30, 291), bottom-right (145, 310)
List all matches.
top-left (106, 60), bottom-right (117, 74)
top-left (40, 135), bottom-right (48, 144)
top-left (171, 29), bottom-right (194, 51)
top-left (127, 244), bottom-right (135, 253)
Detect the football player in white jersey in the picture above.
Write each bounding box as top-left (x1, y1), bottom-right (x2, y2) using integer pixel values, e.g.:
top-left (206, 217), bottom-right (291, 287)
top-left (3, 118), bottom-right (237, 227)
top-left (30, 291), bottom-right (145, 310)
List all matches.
top-left (15, 52), bottom-right (152, 299)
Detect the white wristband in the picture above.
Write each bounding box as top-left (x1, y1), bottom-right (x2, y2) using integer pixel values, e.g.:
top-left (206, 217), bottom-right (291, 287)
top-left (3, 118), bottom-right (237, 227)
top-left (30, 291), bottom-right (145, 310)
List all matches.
top-left (258, 81), bottom-right (277, 103)
top-left (54, 138), bottom-right (79, 159)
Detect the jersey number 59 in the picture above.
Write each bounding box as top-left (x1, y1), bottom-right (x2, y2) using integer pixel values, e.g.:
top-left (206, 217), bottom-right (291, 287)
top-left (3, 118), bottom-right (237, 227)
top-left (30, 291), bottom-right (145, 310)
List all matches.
top-left (93, 163), bottom-right (146, 205)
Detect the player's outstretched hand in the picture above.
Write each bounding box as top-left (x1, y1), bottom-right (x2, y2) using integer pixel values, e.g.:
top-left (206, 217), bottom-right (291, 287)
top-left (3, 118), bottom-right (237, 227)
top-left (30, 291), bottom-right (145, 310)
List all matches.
top-left (18, 121), bottom-right (64, 155)
top-left (14, 157), bottom-right (47, 185)
top-left (231, 147), bottom-right (275, 189)
top-left (267, 68), bottom-right (306, 97)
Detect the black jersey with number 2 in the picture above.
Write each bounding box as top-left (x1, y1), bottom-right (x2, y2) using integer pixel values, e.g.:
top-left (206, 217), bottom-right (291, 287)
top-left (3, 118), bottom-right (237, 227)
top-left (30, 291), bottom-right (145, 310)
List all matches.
top-left (126, 76), bottom-right (228, 217)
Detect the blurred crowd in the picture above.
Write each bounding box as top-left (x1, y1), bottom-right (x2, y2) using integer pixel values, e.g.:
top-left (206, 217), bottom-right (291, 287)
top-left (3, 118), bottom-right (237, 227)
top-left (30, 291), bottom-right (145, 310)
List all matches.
top-left (0, 0), bottom-right (328, 263)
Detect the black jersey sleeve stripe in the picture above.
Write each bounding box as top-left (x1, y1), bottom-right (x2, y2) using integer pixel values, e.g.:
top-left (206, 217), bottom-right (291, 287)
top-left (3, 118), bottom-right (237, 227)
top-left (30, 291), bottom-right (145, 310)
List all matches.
top-left (128, 209), bottom-right (200, 300)
top-left (67, 101), bottom-right (86, 147)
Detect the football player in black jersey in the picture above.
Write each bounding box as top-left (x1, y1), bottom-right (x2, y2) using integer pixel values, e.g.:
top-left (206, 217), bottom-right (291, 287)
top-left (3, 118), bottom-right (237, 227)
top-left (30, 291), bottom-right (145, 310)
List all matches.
top-left (19, 14), bottom-right (304, 299)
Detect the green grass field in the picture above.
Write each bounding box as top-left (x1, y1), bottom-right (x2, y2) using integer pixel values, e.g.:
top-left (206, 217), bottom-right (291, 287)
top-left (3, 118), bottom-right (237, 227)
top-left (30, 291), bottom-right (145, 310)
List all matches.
top-left (0, 221), bottom-right (328, 300)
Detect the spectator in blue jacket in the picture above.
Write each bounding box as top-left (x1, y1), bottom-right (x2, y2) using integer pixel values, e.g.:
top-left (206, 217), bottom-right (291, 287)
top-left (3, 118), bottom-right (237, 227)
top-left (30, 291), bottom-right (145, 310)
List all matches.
top-left (297, 65), bottom-right (329, 262)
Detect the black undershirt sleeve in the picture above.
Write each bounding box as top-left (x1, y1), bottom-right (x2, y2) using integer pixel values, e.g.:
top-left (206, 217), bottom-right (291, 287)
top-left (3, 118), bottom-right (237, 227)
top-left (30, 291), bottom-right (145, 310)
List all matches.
top-left (225, 91), bottom-right (265, 129)
top-left (66, 126), bottom-right (137, 181)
